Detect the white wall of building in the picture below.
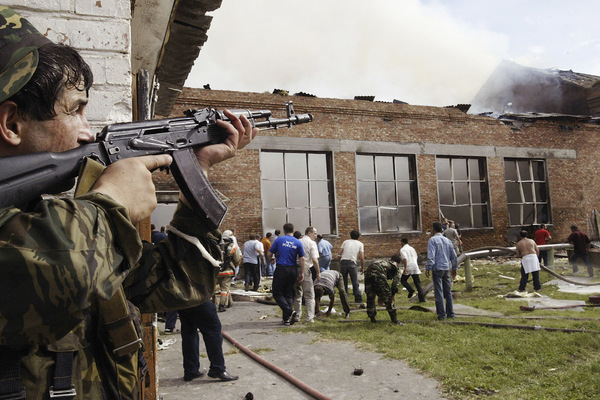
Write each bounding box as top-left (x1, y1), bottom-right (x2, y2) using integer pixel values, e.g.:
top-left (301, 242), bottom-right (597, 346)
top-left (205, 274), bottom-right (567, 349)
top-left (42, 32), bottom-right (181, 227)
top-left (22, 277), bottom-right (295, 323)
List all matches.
top-left (6, 1), bottom-right (133, 132)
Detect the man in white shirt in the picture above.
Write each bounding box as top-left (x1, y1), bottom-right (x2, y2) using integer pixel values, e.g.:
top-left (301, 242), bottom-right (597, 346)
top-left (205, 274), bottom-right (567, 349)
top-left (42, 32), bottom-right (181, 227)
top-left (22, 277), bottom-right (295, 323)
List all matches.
top-left (294, 227), bottom-right (321, 323)
top-left (400, 237), bottom-right (425, 302)
top-left (338, 230), bottom-right (365, 303)
top-left (242, 234), bottom-right (265, 291)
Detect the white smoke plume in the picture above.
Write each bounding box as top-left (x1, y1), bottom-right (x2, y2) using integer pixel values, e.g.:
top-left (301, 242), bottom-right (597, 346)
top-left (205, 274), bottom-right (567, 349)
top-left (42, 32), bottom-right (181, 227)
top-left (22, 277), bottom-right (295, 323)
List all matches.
top-left (186, 0), bottom-right (600, 107)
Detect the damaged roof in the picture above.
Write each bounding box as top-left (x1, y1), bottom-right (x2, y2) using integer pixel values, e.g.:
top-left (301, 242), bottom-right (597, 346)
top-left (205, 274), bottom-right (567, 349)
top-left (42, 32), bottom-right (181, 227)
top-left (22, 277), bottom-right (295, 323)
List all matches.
top-left (469, 60), bottom-right (600, 117)
top-left (131, 0), bottom-right (223, 118)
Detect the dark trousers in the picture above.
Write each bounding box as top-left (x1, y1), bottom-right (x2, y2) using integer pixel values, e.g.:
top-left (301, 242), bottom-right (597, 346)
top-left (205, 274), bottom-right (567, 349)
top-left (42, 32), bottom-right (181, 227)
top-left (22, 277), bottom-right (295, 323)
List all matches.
top-left (518, 266), bottom-right (541, 291)
top-left (272, 265), bottom-right (298, 321)
top-left (165, 310), bottom-right (178, 330)
top-left (538, 250), bottom-right (548, 267)
top-left (244, 262), bottom-right (260, 290)
top-left (432, 269), bottom-right (454, 319)
top-left (401, 274), bottom-right (425, 301)
top-left (570, 252), bottom-right (594, 277)
top-left (340, 260), bottom-right (362, 303)
top-left (178, 302), bottom-right (225, 376)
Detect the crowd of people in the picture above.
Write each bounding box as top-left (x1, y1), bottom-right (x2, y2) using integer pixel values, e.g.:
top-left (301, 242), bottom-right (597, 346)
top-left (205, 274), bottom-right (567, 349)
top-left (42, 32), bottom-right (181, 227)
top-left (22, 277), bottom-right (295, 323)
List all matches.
top-left (0, 7), bottom-right (595, 395)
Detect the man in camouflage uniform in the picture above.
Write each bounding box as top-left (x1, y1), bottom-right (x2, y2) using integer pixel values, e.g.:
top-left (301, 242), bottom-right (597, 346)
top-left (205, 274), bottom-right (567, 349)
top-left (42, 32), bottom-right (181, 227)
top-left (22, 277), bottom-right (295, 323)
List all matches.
top-left (363, 254), bottom-right (404, 325)
top-left (0, 6), bottom-right (257, 399)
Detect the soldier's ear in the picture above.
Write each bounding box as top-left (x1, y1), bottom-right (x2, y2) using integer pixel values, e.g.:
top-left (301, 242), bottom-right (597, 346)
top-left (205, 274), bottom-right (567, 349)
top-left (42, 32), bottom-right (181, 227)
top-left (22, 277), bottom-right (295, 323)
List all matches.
top-left (0, 101), bottom-right (22, 146)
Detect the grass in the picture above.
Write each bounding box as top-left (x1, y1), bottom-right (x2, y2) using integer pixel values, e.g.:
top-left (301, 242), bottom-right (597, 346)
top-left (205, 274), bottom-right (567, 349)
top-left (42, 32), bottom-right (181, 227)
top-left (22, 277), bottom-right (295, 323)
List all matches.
top-left (297, 258), bottom-right (600, 400)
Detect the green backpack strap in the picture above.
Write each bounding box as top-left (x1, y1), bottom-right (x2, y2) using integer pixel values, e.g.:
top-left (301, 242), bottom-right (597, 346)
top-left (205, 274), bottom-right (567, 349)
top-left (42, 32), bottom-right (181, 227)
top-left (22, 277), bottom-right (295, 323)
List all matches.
top-left (98, 287), bottom-right (143, 357)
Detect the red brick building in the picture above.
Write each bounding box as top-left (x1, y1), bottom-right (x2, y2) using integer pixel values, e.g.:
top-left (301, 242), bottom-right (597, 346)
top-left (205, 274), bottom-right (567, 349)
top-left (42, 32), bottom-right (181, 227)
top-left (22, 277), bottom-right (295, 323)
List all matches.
top-left (153, 87), bottom-right (600, 260)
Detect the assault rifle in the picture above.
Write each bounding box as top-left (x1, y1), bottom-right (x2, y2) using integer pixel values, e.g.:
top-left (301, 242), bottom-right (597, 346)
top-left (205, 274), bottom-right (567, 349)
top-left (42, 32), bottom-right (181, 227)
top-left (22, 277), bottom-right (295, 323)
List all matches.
top-left (0, 101), bottom-right (313, 229)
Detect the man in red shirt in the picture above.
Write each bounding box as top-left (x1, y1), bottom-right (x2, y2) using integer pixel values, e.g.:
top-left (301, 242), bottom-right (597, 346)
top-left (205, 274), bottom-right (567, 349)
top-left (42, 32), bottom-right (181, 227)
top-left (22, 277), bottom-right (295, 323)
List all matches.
top-left (566, 225), bottom-right (593, 277)
top-left (534, 224), bottom-right (552, 267)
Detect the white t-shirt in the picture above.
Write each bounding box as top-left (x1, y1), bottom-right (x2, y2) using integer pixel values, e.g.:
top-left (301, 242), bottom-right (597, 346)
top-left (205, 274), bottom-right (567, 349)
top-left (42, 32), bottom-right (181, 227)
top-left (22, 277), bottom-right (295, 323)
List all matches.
top-left (300, 235), bottom-right (319, 269)
top-left (340, 239), bottom-right (364, 263)
top-left (400, 244), bottom-right (421, 275)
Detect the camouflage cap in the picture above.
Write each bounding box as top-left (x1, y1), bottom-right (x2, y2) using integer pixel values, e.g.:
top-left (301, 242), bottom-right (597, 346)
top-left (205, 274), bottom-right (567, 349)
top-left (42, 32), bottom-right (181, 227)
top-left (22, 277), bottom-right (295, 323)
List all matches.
top-left (0, 6), bottom-right (52, 103)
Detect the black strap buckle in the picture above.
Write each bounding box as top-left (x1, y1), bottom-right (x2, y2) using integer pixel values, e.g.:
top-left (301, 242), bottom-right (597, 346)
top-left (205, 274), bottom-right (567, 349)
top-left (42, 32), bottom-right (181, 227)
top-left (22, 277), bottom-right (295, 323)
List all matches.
top-left (0, 389), bottom-right (26, 400)
top-left (48, 386), bottom-right (76, 398)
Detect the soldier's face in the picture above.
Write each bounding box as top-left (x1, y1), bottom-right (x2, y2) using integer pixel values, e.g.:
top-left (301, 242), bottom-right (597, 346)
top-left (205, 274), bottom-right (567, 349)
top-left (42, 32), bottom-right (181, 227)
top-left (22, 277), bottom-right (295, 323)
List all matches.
top-left (17, 83), bottom-right (94, 153)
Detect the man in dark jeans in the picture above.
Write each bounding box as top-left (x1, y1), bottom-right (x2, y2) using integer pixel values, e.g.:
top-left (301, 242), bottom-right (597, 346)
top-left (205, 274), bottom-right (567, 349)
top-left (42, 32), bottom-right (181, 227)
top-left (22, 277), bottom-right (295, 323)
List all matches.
top-left (268, 223), bottom-right (305, 325)
top-left (178, 302), bottom-right (238, 382)
top-left (338, 230), bottom-right (365, 303)
top-left (566, 225), bottom-right (594, 277)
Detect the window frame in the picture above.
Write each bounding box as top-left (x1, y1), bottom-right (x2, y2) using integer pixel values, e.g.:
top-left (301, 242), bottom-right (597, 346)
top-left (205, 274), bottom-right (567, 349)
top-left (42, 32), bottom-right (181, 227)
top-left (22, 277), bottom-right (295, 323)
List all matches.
top-left (435, 156), bottom-right (492, 229)
top-left (503, 158), bottom-right (552, 227)
top-left (355, 153), bottom-right (420, 234)
top-left (260, 150), bottom-right (336, 235)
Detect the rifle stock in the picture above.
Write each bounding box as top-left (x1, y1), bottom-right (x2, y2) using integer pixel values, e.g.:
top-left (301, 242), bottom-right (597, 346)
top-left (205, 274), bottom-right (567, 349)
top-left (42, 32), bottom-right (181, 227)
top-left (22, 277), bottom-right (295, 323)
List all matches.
top-left (0, 102), bottom-right (313, 229)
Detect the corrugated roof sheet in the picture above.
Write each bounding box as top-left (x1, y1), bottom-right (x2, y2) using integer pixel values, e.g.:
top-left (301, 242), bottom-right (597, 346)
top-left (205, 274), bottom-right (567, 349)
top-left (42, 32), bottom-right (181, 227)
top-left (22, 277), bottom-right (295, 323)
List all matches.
top-left (154, 0), bottom-right (222, 117)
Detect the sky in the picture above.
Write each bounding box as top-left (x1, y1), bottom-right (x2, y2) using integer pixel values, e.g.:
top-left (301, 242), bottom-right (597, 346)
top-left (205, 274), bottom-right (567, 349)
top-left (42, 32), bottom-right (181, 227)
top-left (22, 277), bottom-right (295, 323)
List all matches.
top-left (186, 0), bottom-right (600, 107)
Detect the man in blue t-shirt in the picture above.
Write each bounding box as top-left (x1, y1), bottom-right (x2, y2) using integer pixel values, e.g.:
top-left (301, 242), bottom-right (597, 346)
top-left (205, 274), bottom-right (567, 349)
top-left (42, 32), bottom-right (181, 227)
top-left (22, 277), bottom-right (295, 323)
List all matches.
top-left (268, 223), bottom-right (305, 325)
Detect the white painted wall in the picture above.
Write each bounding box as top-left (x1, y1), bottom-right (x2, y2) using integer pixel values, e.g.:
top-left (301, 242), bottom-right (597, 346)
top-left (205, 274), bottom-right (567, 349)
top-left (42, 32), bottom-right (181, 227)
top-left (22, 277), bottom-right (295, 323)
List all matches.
top-left (5, 1), bottom-right (133, 132)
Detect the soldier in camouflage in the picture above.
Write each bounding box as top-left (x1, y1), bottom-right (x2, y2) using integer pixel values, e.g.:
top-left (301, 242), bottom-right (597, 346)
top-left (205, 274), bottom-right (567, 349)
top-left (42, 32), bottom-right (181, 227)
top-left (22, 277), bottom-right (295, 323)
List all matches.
top-left (0, 6), bottom-right (257, 399)
top-left (363, 255), bottom-right (404, 325)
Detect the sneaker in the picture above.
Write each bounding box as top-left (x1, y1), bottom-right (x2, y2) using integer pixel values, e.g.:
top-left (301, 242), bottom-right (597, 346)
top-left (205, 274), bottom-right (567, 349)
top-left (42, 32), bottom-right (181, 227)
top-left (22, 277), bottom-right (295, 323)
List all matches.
top-left (344, 312), bottom-right (351, 319)
top-left (164, 328), bottom-right (174, 334)
top-left (407, 291), bottom-right (415, 299)
top-left (289, 311), bottom-right (298, 325)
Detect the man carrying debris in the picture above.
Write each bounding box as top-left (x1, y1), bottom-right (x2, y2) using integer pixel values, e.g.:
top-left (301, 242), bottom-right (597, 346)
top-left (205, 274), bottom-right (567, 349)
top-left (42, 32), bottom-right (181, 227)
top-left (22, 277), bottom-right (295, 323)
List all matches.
top-left (515, 230), bottom-right (542, 292)
top-left (314, 270), bottom-right (351, 318)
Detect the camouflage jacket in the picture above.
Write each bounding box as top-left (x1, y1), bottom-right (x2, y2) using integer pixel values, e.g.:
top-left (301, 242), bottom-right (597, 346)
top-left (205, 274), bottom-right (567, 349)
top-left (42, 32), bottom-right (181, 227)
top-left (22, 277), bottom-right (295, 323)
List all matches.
top-left (365, 260), bottom-right (400, 293)
top-left (0, 192), bottom-right (221, 399)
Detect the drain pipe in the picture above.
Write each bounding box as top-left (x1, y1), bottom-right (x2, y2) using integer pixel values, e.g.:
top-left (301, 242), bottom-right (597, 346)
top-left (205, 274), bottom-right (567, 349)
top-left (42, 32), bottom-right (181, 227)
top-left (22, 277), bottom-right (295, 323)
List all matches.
top-left (222, 331), bottom-right (333, 400)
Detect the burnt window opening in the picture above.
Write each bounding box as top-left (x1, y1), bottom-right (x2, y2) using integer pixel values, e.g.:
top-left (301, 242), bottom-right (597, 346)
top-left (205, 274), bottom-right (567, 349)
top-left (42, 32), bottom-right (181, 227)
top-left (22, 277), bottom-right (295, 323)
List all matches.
top-left (356, 154), bottom-right (420, 233)
top-left (260, 151), bottom-right (336, 235)
top-left (504, 158), bottom-right (551, 226)
top-left (436, 156), bottom-right (491, 229)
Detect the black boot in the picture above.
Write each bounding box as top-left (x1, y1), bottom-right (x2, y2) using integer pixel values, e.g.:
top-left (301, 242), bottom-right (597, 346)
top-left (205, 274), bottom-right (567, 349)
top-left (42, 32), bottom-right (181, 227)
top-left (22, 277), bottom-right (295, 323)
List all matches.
top-left (218, 304), bottom-right (226, 312)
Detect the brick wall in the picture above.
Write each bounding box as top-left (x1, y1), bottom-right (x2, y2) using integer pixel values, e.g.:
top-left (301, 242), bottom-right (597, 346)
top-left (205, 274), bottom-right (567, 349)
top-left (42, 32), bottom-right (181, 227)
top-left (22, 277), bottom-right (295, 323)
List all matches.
top-left (167, 88), bottom-right (600, 260)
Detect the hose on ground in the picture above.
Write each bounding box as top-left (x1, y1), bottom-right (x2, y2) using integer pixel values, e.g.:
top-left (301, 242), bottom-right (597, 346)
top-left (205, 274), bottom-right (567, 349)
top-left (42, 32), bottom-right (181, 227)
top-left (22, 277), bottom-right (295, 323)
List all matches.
top-left (337, 318), bottom-right (600, 334)
top-left (222, 331), bottom-right (332, 400)
top-left (460, 245), bottom-right (600, 286)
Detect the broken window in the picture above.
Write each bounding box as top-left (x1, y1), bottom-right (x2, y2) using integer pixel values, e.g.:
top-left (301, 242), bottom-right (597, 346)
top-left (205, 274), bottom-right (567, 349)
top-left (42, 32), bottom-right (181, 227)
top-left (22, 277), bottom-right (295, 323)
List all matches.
top-left (260, 151), bottom-right (335, 234)
top-left (356, 154), bottom-right (419, 233)
top-left (504, 158), bottom-right (551, 226)
top-left (436, 156), bottom-right (491, 229)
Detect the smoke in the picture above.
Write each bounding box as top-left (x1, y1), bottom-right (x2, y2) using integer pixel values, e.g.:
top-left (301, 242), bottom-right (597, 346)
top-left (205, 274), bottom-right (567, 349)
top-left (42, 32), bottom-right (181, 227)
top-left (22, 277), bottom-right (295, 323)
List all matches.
top-left (186, 0), bottom-right (599, 107)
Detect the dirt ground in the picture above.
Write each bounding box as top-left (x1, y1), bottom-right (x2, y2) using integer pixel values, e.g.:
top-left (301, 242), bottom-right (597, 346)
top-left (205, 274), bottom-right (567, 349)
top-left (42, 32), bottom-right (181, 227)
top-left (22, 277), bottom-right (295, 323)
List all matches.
top-left (156, 295), bottom-right (449, 400)
top-left (155, 273), bottom-right (598, 400)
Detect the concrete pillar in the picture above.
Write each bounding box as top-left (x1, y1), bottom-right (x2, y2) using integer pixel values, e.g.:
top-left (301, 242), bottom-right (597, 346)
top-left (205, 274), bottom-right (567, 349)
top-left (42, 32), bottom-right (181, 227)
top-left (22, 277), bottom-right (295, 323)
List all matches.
top-left (464, 256), bottom-right (473, 292)
top-left (547, 248), bottom-right (555, 269)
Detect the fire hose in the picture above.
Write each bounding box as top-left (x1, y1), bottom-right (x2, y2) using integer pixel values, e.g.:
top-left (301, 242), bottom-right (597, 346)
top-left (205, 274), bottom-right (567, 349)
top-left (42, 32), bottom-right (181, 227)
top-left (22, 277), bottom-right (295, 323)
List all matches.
top-left (222, 331), bottom-right (332, 400)
top-left (459, 245), bottom-right (600, 286)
